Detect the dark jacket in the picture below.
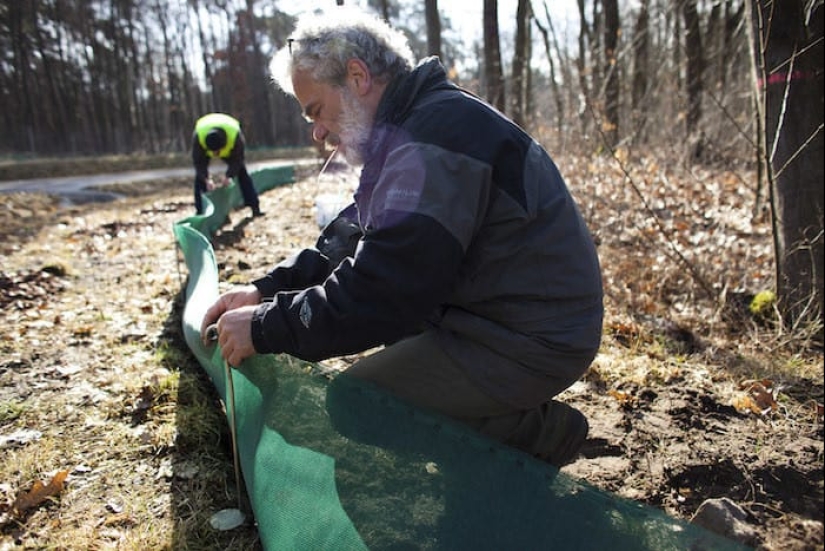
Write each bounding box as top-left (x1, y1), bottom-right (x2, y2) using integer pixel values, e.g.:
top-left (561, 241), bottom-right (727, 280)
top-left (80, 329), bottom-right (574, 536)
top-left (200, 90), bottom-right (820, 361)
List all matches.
top-left (251, 57), bottom-right (603, 408)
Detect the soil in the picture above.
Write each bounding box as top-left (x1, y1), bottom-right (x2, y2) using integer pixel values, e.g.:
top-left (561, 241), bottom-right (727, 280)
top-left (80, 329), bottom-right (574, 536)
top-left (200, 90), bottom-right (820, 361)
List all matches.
top-left (0, 158), bottom-right (822, 550)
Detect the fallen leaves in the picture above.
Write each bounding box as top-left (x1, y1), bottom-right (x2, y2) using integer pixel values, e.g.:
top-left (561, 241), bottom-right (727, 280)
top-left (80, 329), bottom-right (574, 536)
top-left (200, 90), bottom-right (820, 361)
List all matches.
top-left (607, 376), bottom-right (811, 423)
top-left (732, 378), bottom-right (780, 416)
top-left (0, 192), bottom-right (63, 256)
top-left (0, 268), bottom-right (67, 310)
top-left (0, 470), bottom-right (69, 528)
top-left (12, 470), bottom-right (68, 515)
top-left (608, 388), bottom-right (638, 408)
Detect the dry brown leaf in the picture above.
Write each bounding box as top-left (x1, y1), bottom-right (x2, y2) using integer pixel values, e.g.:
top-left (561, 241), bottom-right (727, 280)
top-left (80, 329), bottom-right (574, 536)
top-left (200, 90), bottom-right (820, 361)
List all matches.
top-left (72, 325), bottom-right (94, 338)
top-left (739, 378), bottom-right (775, 391)
top-left (732, 394), bottom-right (762, 415)
top-left (733, 379), bottom-right (779, 415)
top-left (608, 388), bottom-right (637, 408)
top-left (103, 512), bottom-right (136, 527)
top-left (12, 470), bottom-right (69, 516)
top-left (749, 385), bottom-right (778, 413)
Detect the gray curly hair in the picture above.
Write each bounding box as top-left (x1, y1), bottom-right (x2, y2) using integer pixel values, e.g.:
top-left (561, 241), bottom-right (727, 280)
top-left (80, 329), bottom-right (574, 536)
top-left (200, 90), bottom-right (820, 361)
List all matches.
top-left (270, 8), bottom-right (415, 96)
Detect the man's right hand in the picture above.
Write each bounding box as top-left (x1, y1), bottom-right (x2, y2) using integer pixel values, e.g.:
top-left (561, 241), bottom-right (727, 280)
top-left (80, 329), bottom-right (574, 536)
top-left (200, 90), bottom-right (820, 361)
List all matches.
top-left (200, 284), bottom-right (262, 345)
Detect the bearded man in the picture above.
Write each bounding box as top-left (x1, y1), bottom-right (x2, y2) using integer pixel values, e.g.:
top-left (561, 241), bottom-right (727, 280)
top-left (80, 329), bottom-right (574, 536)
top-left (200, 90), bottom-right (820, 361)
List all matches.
top-left (200, 8), bottom-right (603, 468)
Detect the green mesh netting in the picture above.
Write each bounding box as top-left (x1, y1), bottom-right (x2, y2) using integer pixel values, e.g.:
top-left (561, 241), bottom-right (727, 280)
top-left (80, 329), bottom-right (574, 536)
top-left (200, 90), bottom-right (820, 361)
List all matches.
top-left (172, 166), bottom-right (752, 551)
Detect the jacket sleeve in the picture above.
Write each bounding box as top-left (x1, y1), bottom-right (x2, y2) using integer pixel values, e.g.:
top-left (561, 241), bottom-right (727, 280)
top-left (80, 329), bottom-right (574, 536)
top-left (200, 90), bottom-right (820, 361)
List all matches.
top-left (223, 132), bottom-right (246, 179)
top-left (249, 143), bottom-right (488, 361)
top-left (192, 133), bottom-right (209, 186)
top-left (251, 204), bottom-right (362, 298)
top-left (251, 248), bottom-right (334, 299)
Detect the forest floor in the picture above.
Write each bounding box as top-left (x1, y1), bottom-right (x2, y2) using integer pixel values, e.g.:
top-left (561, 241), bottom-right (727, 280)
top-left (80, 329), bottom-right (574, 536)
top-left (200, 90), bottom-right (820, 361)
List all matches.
top-left (0, 154), bottom-right (822, 550)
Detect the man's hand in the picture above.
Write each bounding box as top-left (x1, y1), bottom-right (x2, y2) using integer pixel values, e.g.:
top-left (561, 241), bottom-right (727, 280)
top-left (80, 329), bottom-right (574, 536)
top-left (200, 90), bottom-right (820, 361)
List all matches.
top-left (200, 284), bottom-right (262, 345)
top-left (213, 305), bottom-right (259, 367)
top-left (214, 174), bottom-right (229, 187)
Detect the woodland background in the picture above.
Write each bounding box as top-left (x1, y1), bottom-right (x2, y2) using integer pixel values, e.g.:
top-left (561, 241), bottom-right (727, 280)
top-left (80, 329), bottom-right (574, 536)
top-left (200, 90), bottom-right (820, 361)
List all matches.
top-left (2, 0), bottom-right (822, 330)
top-left (0, 0), bottom-right (800, 158)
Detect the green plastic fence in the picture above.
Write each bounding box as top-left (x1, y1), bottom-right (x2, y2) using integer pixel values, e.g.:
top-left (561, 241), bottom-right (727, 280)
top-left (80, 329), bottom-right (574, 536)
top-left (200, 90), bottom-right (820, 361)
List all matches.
top-left (172, 166), bottom-right (752, 551)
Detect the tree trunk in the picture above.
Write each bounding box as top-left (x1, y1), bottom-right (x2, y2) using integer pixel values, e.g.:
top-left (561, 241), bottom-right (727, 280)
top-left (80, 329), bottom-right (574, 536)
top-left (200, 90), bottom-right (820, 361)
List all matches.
top-left (630, 0), bottom-right (649, 143)
top-left (193, 0), bottom-right (215, 113)
top-left (748, 0), bottom-right (824, 331)
top-left (9, 1), bottom-right (38, 152)
top-left (575, 0), bottom-right (592, 137)
top-left (603, 0), bottom-right (620, 148)
top-left (483, 0), bottom-right (506, 112)
top-left (425, 0), bottom-right (441, 58)
top-left (510, 0), bottom-right (532, 128)
top-left (533, 2), bottom-right (565, 136)
top-left (681, 0), bottom-right (705, 157)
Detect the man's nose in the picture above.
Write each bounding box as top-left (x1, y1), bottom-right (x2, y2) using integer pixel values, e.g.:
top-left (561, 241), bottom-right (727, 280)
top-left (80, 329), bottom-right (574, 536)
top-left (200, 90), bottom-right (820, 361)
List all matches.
top-left (312, 123), bottom-right (328, 143)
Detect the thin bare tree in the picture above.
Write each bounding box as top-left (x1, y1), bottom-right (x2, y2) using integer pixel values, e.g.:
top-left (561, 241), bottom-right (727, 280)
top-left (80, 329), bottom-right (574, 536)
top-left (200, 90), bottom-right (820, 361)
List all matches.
top-left (425, 0), bottom-right (441, 58)
top-left (510, 0), bottom-right (533, 128)
top-left (680, 0), bottom-right (705, 158)
top-left (603, 0), bottom-right (620, 148)
top-left (483, 0), bottom-right (506, 111)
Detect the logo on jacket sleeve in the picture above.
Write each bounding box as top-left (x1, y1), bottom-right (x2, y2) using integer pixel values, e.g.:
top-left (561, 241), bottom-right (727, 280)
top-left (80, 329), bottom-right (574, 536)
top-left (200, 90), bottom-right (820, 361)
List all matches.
top-left (299, 296), bottom-right (312, 329)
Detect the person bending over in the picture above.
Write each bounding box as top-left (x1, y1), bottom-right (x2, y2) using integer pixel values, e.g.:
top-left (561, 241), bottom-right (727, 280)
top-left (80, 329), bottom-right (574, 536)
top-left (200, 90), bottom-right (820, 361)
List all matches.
top-left (191, 112), bottom-right (262, 217)
top-left (200, 8), bottom-right (603, 468)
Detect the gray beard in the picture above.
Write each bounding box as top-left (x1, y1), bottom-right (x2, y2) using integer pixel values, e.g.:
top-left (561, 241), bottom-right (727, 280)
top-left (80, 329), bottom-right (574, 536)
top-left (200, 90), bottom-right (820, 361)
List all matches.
top-left (338, 89), bottom-right (372, 166)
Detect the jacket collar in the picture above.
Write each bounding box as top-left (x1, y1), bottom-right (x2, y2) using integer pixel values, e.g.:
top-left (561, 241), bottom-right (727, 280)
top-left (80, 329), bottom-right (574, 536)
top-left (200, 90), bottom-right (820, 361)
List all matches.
top-left (363, 57), bottom-right (454, 161)
top-left (375, 56), bottom-right (450, 126)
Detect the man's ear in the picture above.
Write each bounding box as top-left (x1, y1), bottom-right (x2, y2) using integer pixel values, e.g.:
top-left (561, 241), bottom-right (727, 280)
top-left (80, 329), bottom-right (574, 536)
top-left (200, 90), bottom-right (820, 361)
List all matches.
top-left (346, 59), bottom-right (371, 96)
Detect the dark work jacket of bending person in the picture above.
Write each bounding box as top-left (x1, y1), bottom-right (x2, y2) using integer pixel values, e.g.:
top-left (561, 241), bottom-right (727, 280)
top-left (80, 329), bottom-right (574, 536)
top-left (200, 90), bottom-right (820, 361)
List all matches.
top-left (191, 128), bottom-right (246, 192)
top-left (191, 113), bottom-right (259, 216)
top-left (250, 57), bottom-right (604, 410)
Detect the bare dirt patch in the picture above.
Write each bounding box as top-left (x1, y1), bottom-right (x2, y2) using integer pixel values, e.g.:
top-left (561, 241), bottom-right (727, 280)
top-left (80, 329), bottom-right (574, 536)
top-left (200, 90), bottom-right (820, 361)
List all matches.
top-left (1, 158), bottom-right (822, 550)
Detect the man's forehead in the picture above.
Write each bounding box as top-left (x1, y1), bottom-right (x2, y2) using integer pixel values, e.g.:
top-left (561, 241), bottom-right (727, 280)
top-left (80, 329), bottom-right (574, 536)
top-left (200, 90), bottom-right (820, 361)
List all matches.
top-left (292, 69), bottom-right (321, 108)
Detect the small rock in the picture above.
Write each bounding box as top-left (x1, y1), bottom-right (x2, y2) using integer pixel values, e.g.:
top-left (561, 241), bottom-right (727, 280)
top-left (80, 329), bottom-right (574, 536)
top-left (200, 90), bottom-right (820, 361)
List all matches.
top-left (691, 497), bottom-right (760, 546)
top-left (210, 508), bottom-right (246, 531)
